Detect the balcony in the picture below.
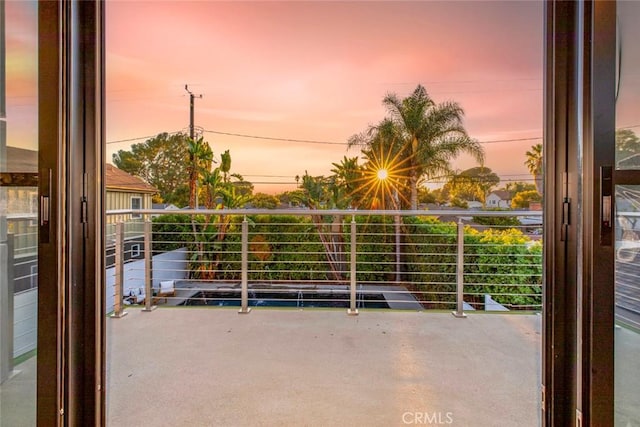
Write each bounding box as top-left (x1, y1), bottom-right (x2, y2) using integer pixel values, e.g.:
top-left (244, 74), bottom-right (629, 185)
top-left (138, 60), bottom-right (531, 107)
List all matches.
top-left (104, 209), bottom-right (544, 316)
top-left (4, 208), bottom-right (640, 424)
top-left (106, 308), bottom-right (541, 426)
top-left (102, 208), bottom-right (543, 425)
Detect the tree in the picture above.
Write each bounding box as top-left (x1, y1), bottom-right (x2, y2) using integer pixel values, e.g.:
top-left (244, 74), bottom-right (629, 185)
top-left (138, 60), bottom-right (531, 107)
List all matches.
top-left (199, 151), bottom-right (252, 210)
top-left (251, 193), bottom-right (280, 209)
top-left (429, 187), bottom-right (451, 206)
top-left (511, 190), bottom-right (542, 209)
top-left (444, 166), bottom-right (500, 207)
top-left (220, 149), bottom-right (232, 182)
top-left (350, 85), bottom-right (484, 209)
top-left (112, 132), bottom-right (190, 206)
top-left (292, 171), bottom-right (350, 280)
top-left (191, 150), bottom-right (252, 279)
top-left (418, 187), bottom-right (437, 205)
top-left (201, 168), bottom-right (223, 210)
top-left (356, 118), bottom-right (411, 209)
top-left (330, 156), bottom-right (365, 208)
top-left (230, 175), bottom-right (254, 198)
top-left (616, 128), bottom-right (640, 168)
top-left (505, 182), bottom-right (536, 198)
top-left (187, 136), bottom-right (214, 209)
top-left (525, 143), bottom-right (543, 196)
top-left (277, 190), bottom-right (305, 207)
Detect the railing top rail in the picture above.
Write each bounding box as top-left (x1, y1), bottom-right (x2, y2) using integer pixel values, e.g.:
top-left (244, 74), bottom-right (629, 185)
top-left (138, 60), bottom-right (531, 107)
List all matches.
top-left (6, 213), bottom-right (38, 220)
top-left (106, 208), bottom-right (544, 218)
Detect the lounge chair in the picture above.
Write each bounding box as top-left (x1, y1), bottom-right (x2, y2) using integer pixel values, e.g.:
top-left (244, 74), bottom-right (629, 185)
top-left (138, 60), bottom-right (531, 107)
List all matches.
top-left (154, 280), bottom-right (176, 304)
top-left (125, 287), bottom-right (146, 304)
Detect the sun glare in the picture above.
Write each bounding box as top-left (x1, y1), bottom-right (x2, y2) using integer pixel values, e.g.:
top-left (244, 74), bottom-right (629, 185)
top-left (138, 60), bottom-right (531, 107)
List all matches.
top-left (348, 143), bottom-right (413, 210)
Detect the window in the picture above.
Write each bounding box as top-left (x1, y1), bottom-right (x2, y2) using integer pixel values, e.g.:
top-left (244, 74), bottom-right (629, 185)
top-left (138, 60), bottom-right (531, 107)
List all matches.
top-left (130, 244), bottom-right (141, 258)
top-left (131, 196), bottom-right (142, 218)
top-left (30, 265), bottom-right (38, 289)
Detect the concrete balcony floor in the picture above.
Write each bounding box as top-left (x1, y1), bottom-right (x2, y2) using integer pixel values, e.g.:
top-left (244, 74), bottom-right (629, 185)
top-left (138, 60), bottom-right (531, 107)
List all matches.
top-left (106, 309), bottom-right (541, 426)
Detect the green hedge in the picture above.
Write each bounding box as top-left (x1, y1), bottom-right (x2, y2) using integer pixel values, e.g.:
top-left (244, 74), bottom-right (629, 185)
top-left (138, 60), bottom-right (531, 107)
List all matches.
top-left (151, 214), bottom-right (542, 310)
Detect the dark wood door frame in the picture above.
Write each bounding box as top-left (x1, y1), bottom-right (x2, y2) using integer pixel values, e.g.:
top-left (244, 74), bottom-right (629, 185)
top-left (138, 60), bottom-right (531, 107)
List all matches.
top-left (38, 2), bottom-right (105, 425)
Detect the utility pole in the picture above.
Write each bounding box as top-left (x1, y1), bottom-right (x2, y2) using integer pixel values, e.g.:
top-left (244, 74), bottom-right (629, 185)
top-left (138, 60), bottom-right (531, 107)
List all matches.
top-left (185, 84), bottom-right (202, 141)
top-left (185, 85), bottom-right (202, 208)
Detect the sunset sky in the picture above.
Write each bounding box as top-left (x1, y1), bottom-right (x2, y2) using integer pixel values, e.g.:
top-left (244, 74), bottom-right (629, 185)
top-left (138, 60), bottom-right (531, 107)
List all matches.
top-left (104, 0), bottom-right (545, 193)
top-left (7, 1), bottom-right (548, 193)
top-left (5, 1), bottom-right (640, 194)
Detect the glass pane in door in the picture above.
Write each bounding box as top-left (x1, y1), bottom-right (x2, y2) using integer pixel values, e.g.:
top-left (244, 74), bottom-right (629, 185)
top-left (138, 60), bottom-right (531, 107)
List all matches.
top-left (615, 3), bottom-right (640, 426)
top-left (615, 186), bottom-right (640, 426)
top-left (106, 1), bottom-right (543, 425)
top-left (0, 1), bottom-right (38, 425)
top-left (616, 2), bottom-right (640, 169)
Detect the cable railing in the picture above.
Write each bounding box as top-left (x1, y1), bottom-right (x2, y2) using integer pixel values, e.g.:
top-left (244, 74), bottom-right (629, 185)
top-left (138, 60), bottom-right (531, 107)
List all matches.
top-left (615, 211), bottom-right (640, 328)
top-left (106, 208), bottom-right (544, 317)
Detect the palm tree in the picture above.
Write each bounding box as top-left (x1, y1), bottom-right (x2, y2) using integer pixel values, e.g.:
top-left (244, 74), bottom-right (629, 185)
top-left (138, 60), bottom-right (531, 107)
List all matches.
top-left (351, 85), bottom-right (484, 210)
top-left (330, 156), bottom-right (364, 208)
top-left (187, 137), bottom-right (213, 208)
top-left (220, 149), bottom-right (232, 183)
top-left (525, 143), bottom-right (543, 196)
top-left (201, 168), bottom-right (222, 210)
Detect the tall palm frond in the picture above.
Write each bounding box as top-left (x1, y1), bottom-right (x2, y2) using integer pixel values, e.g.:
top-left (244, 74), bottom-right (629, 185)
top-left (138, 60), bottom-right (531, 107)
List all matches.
top-left (525, 143), bottom-right (543, 195)
top-left (355, 85), bottom-right (483, 209)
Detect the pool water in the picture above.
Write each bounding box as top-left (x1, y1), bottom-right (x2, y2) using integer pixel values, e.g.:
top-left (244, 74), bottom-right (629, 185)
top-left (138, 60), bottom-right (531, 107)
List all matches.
top-left (180, 290), bottom-right (390, 309)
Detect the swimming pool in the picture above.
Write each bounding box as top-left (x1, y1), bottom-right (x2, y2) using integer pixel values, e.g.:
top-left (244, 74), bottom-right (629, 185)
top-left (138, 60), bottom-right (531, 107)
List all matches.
top-left (180, 289), bottom-right (390, 309)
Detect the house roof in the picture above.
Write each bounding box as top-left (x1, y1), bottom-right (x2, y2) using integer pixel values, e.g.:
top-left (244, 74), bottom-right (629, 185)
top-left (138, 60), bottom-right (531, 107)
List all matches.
top-left (5, 146), bottom-right (37, 173)
top-left (489, 190), bottom-right (512, 200)
top-left (4, 147), bottom-right (157, 194)
top-left (618, 153), bottom-right (640, 168)
top-left (105, 164), bottom-right (157, 194)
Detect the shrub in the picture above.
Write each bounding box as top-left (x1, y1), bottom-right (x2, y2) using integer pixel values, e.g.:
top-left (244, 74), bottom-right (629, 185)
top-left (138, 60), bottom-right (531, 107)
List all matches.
top-left (151, 213), bottom-right (542, 309)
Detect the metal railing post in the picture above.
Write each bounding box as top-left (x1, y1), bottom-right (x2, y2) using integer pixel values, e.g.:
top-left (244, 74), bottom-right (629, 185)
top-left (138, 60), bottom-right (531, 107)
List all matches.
top-left (347, 215), bottom-right (358, 315)
top-left (111, 222), bottom-right (128, 318)
top-left (1, 233), bottom-right (15, 382)
top-left (395, 213), bottom-right (401, 284)
top-left (238, 216), bottom-right (251, 314)
top-left (143, 220), bottom-right (156, 312)
top-left (452, 218), bottom-right (467, 318)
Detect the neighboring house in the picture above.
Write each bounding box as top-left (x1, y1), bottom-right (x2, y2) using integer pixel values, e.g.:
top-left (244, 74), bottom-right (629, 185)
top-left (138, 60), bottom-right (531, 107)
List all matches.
top-left (152, 203), bottom-right (179, 210)
top-left (617, 153), bottom-right (640, 169)
top-left (4, 147), bottom-right (38, 214)
top-left (105, 164), bottom-right (158, 267)
top-left (4, 147), bottom-right (39, 293)
top-left (486, 190), bottom-right (513, 209)
top-left (3, 151), bottom-right (160, 278)
top-left (105, 163), bottom-right (157, 218)
top-left (5, 151), bottom-right (158, 216)
top-left (465, 200), bottom-right (483, 210)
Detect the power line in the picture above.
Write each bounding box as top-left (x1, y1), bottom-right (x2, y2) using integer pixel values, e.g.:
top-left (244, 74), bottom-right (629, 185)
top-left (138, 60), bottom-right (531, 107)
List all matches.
top-left (105, 129), bottom-right (543, 146)
top-left (204, 129), bottom-right (542, 146)
top-left (381, 78), bottom-right (542, 86)
top-left (478, 136), bottom-right (541, 144)
top-left (105, 130), bottom-right (183, 145)
top-left (249, 177), bottom-right (536, 185)
top-left (203, 129), bottom-right (346, 145)
top-left (242, 174), bottom-right (297, 178)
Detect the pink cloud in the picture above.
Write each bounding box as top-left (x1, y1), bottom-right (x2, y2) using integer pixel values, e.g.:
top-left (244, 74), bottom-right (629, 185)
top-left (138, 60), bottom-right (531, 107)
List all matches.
top-left (106, 1), bottom-right (544, 193)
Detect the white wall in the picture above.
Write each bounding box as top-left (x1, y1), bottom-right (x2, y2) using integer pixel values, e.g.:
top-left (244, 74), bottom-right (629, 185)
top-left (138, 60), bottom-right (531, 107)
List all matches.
top-left (8, 248), bottom-right (185, 357)
top-left (104, 247), bottom-right (188, 314)
top-left (486, 195), bottom-right (511, 209)
top-left (13, 288), bottom-right (36, 358)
